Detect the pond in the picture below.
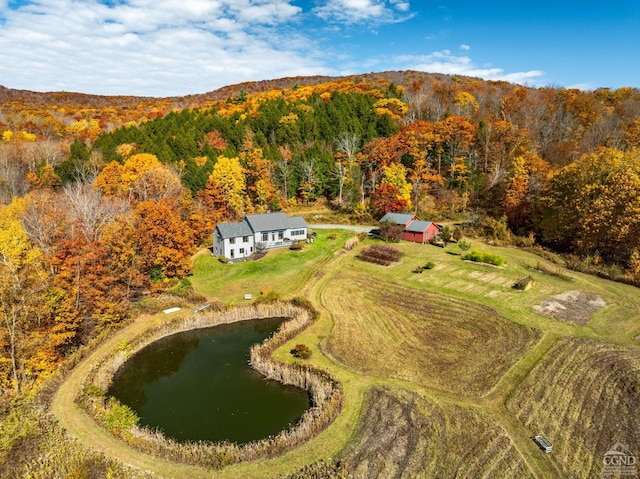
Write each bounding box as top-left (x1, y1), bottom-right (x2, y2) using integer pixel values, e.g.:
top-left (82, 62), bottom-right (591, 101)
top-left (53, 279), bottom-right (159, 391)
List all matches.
top-left (108, 317), bottom-right (310, 444)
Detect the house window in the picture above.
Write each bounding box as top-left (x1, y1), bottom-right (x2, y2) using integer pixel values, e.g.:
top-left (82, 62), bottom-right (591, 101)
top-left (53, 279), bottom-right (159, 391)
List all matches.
top-left (278, 231), bottom-right (283, 240)
top-left (229, 238), bottom-right (235, 244)
top-left (291, 229), bottom-right (305, 236)
top-left (240, 248), bottom-right (245, 254)
top-left (262, 233), bottom-right (268, 242)
top-left (243, 236), bottom-right (249, 243)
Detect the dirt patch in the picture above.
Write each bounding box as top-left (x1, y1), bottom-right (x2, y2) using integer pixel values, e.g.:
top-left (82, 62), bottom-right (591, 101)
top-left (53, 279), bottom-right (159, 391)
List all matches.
top-left (533, 290), bottom-right (606, 325)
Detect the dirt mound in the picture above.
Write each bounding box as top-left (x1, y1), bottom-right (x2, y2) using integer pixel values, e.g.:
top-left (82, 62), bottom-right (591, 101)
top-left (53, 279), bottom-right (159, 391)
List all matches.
top-left (533, 290), bottom-right (605, 325)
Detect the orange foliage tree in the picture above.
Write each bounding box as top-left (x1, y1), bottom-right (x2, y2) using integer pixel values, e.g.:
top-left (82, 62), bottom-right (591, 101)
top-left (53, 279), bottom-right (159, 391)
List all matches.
top-left (135, 199), bottom-right (194, 279)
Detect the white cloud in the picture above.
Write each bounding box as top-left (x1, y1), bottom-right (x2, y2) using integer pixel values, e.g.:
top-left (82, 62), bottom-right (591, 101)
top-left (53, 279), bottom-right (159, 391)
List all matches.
top-left (390, 1), bottom-right (410, 12)
top-left (0, 0), bottom-right (547, 97)
top-left (459, 44), bottom-right (470, 51)
top-left (567, 82), bottom-right (597, 91)
top-left (396, 51), bottom-right (544, 85)
top-left (0, 0), bottom-right (326, 96)
top-left (313, 0), bottom-right (413, 24)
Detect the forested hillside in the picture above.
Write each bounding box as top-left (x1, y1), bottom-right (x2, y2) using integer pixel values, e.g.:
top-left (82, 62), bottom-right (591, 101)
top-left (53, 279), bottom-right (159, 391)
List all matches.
top-left (1, 71), bottom-right (640, 395)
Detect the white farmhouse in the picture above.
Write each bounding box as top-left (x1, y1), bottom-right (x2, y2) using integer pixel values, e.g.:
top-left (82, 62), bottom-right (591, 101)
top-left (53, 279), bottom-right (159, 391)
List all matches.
top-left (212, 212), bottom-right (308, 261)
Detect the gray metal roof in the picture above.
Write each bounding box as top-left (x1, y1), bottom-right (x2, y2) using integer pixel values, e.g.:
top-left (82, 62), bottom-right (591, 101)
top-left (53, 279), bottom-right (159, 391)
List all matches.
top-left (286, 215), bottom-right (308, 229)
top-left (405, 220), bottom-right (436, 233)
top-left (379, 212), bottom-right (416, 225)
top-left (214, 220), bottom-right (253, 239)
top-left (245, 212), bottom-right (307, 232)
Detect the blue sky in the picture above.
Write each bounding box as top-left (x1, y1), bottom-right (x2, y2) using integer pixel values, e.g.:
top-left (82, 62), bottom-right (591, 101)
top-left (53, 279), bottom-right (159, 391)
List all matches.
top-left (0, 0), bottom-right (638, 96)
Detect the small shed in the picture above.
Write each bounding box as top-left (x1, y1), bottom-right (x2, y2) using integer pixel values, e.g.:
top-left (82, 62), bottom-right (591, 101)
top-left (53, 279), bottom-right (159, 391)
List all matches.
top-left (534, 434), bottom-right (553, 453)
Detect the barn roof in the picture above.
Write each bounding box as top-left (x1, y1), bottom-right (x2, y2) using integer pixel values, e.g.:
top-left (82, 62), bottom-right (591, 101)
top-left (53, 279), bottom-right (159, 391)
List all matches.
top-left (405, 220), bottom-right (439, 233)
top-left (379, 212), bottom-right (417, 225)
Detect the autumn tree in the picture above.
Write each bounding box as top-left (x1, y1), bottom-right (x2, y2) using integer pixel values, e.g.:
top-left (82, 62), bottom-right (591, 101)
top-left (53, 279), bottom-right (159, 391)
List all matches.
top-left (502, 152), bottom-right (551, 231)
top-left (0, 200), bottom-right (49, 393)
top-left (135, 199), bottom-right (194, 279)
top-left (361, 134), bottom-right (405, 169)
top-left (198, 130), bottom-right (228, 152)
top-left (49, 235), bottom-right (120, 344)
top-left (373, 183), bottom-right (408, 217)
top-left (202, 156), bottom-right (248, 221)
top-left (381, 163), bottom-right (412, 210)
top-left (541, 147), bottom-right (640, 263)
top-left (436, 116), bottom-right (475, 183)
top-left (25, 164), bottom-right (62, 190)
top-left (242, 148), bottom-right (277, 213)
top-left (476, 119), bottom-right (529, 189)
top-left (101, 214), bottom-right (145, 303)
top-left (94, 153), bottom-right (182, 202)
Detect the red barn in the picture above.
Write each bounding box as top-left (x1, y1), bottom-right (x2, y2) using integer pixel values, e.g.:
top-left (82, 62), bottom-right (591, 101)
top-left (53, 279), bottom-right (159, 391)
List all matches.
top-left (403, 220), bottom-right (442, 243)
top-left (379, 212), bottom-right (442, 244)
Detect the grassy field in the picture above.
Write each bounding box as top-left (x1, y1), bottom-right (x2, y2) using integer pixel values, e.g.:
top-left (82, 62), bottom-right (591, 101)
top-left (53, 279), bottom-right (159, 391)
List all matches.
top-left (190, 229), bottom-right (354, 303)
top-left (323, 273), bottom-right (539, 396)
top-left (39, 228), bottom-right (640, 479)
top-left (343, 386), bottom-right (534, 478)
top-left (506, 337), bottom-right (640, 479)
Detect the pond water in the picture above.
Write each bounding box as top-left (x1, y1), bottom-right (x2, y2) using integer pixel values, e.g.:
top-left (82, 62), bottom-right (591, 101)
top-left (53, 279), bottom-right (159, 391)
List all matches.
top-left (108, 317), bottom-right (310, 444)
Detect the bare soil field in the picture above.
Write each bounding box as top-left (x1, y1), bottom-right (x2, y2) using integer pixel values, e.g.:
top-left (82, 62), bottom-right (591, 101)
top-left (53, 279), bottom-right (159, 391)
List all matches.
top-left (324, 273), bottom-right (540, 396)
top-left (506, 337), bottom-right (640, 479)
top-left (533, 290), bottom-right (606, 325)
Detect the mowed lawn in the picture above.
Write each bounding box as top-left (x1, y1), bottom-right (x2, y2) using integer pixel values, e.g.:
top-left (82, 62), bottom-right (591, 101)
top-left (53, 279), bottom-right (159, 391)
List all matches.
top-left (323, 273), bottom-right (540, 396)
top-left (190, 229), bottom-right (354, 303)
top-left (333, 237), bottom-right (640, 346)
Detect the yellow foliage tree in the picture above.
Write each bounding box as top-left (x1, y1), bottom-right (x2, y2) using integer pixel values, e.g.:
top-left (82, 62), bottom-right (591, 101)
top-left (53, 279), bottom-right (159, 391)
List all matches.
top-left (382, 163), bottom-right (412, 209)
top-left (454, 91), bottom-right (479, 117)
top-left (0, 200), bottom-right (49, 393)
top-left (94, 153), bottom-right (182, 202)
top-left (116, 143), bottom-right (137, 159)
top-left (203, 156), bottom-right (248, 221)
top-left (543, 147), bottom-right (640, 262)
